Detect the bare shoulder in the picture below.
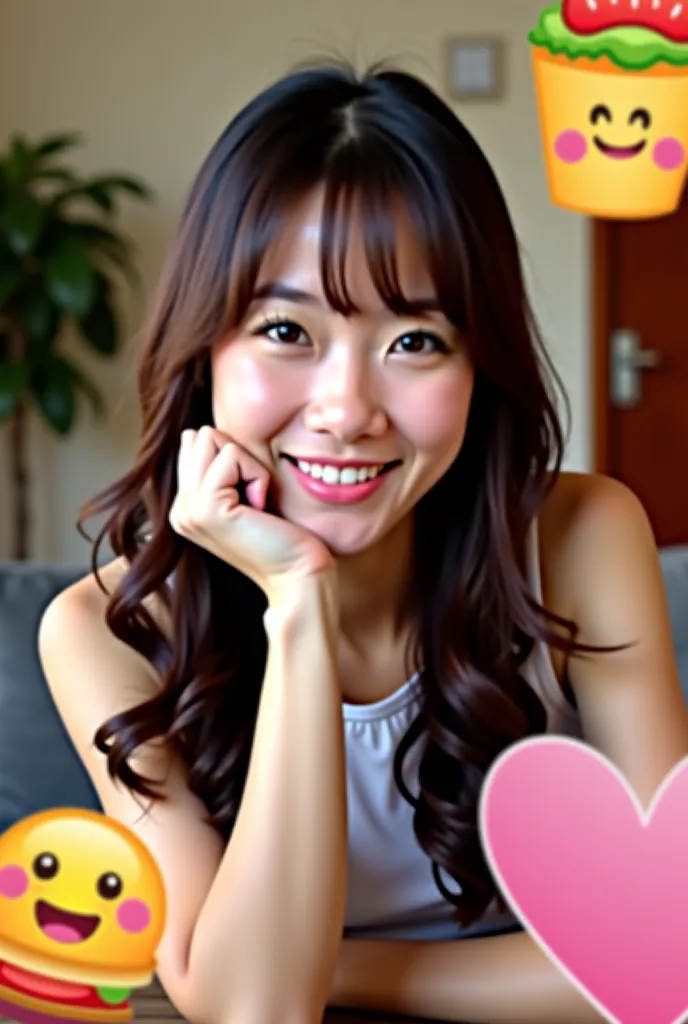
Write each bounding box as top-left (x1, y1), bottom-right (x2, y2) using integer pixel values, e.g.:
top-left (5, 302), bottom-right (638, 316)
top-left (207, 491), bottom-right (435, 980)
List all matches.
top-left (540, 469), bottom-right (650, 534)
top-left (37, 552), bottom-right (177, 754)
top-left (537, 479), bottom-right (688, 809)
top-left (538, 470), bottom-right (661, 635)
top-left (538, 471), bottom-right (655, 571)
top-left (37, 555), bottom-right (167, 745)
top-left (49, 553), bottom-right (173, 667)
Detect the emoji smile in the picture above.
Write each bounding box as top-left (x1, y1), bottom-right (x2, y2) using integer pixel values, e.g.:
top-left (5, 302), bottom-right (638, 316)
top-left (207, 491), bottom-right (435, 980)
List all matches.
top-left (593, 137), bottom-right (647, 160)
top-left (34, 899), bottom-right (101, 944)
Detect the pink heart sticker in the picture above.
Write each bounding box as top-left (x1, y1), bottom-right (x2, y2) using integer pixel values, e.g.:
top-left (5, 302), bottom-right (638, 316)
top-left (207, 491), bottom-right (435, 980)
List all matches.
top-left (479, 736), bottom-right (688, 1024)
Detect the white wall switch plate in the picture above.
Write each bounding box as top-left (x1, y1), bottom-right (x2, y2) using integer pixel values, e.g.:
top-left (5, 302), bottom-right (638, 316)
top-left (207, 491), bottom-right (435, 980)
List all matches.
top-left (446, 37), bottom-right (505, 100)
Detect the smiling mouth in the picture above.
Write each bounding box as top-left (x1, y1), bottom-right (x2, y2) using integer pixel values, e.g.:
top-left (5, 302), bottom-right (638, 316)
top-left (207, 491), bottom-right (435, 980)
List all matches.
top-left (593, 137), bottom-right (647, 160)
top-left (35, 899), bottom-right (101, 944)
top-left (281, 454), bottom-right (402, 475)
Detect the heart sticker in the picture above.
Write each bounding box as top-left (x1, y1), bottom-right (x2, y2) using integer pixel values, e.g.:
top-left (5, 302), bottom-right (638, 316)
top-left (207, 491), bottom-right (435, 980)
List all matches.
top-left (479, 736), bottom-right (688, 1024)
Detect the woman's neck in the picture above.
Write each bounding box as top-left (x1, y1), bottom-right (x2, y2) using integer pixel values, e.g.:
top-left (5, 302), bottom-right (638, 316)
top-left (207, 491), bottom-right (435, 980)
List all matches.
top-left (335, 514), bottom-right (415, 658)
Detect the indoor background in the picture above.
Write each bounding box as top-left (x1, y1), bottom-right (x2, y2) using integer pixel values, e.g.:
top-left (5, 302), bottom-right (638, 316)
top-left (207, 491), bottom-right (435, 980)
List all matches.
top-left (0, 0), bottom-right (589, 564)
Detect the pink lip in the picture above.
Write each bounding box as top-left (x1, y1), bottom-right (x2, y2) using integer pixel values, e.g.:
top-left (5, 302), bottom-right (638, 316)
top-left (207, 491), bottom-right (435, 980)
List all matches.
top-left (284, 458), bottom-right (397, 504)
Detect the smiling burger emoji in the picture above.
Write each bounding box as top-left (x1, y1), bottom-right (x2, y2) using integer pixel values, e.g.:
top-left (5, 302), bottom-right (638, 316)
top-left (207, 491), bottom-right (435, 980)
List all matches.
top-left (0, 808), bottom-right (166, 1024)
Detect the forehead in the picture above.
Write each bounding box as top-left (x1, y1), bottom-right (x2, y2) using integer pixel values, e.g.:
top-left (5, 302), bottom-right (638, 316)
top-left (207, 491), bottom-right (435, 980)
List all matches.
top-left (253, 184), bottom-right (437, 309)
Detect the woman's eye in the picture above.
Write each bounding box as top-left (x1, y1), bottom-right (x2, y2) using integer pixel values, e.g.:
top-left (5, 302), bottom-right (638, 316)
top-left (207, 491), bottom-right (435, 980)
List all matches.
top-left (393, 331), bottom-right (447, 355)
top-left (252, 321), bottom-right (447, 355)
top-left (256, 319), bottom-right (308, 345)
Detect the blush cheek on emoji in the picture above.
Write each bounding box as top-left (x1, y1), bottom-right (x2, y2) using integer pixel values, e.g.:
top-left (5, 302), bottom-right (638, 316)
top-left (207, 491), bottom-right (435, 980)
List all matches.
top-left (116, 899), bottom-right (151, 935)
top-left (0, 865), bottom-right (29, 900)
top-left (554, 129), bottom-right (588, 163)
top-left (653, 137), bottom-right (686, 170)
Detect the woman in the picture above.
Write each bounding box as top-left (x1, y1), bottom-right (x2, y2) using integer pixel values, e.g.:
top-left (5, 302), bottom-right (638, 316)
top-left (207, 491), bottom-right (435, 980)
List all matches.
top-left (38, 61), bottom-right (688, 1024)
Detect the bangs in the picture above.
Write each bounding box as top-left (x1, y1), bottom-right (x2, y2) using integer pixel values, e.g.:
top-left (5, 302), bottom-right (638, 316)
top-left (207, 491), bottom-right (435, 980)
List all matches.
top-left (225, 135), bottom-right (473, 333)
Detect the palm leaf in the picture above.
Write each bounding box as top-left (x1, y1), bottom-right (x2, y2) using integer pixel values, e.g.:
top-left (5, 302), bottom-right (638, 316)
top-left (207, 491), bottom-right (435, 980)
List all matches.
top-left (5, 194), bottom-right (45, 256)
top-left (2, 134), bottom-right (36, 188)
top-left (51, 174), bottom-right (153, 218)
top-left (77, 271), bottom-right (118, 355)
top-left (85, 174), bottom-right (154, 201)
top-left (34, 167), bottom-right (81, 186)
top-left (43, 233), bottom-right (96, 317)
top-left (0, 360), bottom-right (30, 421)
top-left (67, 220), bottom-right (142, 293)
top-left (34, 133), bottom-right (84, 160)
top-left (18, 279), bottom-right (62, 351)
top-left (32, 354), bottom-right (77, 434)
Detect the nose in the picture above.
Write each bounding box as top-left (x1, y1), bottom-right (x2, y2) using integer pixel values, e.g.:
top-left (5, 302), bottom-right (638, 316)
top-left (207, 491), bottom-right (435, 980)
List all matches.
top-left (303, 346), bottom-right (388, 443)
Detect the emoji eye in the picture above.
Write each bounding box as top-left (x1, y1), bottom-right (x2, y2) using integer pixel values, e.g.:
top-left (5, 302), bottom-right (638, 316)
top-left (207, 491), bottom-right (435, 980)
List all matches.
top-left (590, 104), bottom-right (612, 125)
top-left (97, 872), bottom-right (122, 900)
top-left (629, 107), bottom-right (651, 130)
top-left (33, 853), bottom-right (59, 879)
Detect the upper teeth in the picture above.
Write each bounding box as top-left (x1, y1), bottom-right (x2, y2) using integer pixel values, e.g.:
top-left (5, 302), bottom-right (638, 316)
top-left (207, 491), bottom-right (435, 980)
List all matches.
top-left (296, 460), bottom-right (387, 484)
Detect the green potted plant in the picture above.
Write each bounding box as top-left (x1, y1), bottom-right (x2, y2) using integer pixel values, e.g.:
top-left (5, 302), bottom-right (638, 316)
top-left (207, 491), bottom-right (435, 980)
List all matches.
top-left (0, 131), bottom-right (154, 560)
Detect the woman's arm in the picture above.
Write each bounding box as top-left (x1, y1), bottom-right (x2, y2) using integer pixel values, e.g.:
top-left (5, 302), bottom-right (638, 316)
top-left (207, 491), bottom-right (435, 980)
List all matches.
top-left (180, 573), bottom-right (348, 1024)
top-left (329, 931), bottom-right (604, 1023)
top-left (40, 570), bottom-right (347, 1024)
top-left (562, 474), bottom-right (688, 807)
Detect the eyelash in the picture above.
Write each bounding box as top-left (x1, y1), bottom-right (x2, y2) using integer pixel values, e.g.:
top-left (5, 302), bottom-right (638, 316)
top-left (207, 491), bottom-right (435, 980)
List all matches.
top-left (251, 316), bottom-right (450, 355)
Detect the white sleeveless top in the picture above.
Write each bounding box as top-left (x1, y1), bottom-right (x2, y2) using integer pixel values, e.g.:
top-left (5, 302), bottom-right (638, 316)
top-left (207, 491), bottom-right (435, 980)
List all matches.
top-left (341, 515), bottom-right (583, 941)
top-left (157, 516), bottom-right (583, 941)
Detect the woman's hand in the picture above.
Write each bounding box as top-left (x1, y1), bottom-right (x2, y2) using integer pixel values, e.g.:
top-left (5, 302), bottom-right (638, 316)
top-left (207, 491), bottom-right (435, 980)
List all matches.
top-left (169, 426), bottom-right (336, 602)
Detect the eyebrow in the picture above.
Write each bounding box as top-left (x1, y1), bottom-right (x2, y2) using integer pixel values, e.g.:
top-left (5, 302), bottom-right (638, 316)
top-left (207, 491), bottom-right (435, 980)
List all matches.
top-left (250, 281), bottom-right (443, 314)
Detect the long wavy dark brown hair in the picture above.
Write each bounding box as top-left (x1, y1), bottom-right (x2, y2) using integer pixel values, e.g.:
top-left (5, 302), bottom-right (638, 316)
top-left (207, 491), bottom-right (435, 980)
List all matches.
top-left (77, 59), bottom-right (627, 928)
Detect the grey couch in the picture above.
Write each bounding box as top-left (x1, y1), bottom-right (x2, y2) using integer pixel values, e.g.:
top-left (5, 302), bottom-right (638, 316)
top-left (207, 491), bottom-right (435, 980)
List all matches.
top-left (2, 549), bottom-right (688, 837)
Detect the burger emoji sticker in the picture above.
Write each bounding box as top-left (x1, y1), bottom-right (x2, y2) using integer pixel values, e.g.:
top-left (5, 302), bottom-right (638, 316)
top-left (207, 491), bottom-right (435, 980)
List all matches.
top-left (0, 809), bottom-right (166, 1024)
top-left (529, 1), bottom-right (688, 218)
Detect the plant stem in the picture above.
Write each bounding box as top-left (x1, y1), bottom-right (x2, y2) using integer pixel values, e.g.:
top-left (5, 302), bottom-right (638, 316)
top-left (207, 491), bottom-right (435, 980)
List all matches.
top-left (7, 323), bottom-right (29, 561)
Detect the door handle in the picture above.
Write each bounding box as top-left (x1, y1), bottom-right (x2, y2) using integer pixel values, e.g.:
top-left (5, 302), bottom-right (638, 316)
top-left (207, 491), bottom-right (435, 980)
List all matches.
top-left (610, 329), bottom-right (662, 409)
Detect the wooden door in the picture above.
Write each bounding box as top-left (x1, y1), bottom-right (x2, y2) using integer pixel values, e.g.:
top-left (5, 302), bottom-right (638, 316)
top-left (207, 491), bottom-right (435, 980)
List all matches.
top-left (594, 193), bottom-right (688, 547)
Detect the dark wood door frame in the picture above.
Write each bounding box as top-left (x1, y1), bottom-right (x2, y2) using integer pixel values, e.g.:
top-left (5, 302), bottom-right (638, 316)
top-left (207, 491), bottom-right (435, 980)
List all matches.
top-left (592, 219), bottom-right (611, 474)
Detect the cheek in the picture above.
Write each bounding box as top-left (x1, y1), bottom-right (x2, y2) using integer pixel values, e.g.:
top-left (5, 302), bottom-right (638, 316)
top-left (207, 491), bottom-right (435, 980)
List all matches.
top-left (212, 350), bottom-right (290, 439)
top-left (653, 137), bottom-right (686, 171)
top-left (0, 865), bottom-right (29, 899)
top-left (116, 898), bottom-right (151, 934)
top-left (554, 129), bottom-right (588, 164)
top-left (398, 373), bottom-right (474, 453)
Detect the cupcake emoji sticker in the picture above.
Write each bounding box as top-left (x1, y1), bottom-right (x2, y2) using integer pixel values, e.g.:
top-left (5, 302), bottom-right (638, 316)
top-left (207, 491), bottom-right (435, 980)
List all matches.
top-left (529, 1), bottom-right (688, 218)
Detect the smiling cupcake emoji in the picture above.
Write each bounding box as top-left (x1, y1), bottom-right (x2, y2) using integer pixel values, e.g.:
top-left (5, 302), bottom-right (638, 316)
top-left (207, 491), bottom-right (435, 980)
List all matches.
top-left (529, 1), bottom-right (688, 217)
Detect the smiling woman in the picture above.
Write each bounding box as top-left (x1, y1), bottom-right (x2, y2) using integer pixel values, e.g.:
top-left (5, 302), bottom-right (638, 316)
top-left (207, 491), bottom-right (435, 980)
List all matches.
top-left (35, 58), bottom-right (688, 1024)
top-left (209, 187), bottom-right (475, 561)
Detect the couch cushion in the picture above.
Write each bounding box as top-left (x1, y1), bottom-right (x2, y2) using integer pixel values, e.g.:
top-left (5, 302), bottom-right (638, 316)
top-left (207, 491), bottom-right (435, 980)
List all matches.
top-left (659, 546), bottom-right (688, 706)
top-left (0, 562), bottom-right (102, 835)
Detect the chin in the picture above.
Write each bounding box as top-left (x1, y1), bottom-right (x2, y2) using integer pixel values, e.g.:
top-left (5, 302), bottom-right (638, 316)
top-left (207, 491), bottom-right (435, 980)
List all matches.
top-left (310, 532), bottom-right (375, 559)
top-left (298, 514), bottom-right (402, 561)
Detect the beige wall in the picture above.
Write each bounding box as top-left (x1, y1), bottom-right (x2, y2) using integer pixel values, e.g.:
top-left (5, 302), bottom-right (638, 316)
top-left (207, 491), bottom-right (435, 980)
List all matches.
top-left (0, 0), bottom-right (592, 565)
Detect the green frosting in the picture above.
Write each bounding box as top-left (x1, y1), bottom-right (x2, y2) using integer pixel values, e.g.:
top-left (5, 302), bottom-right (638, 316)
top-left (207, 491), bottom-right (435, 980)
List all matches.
top-left (96, 986), bottom-right (132, 1005)
top-left (528, 3), bottom-right (688, 70)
